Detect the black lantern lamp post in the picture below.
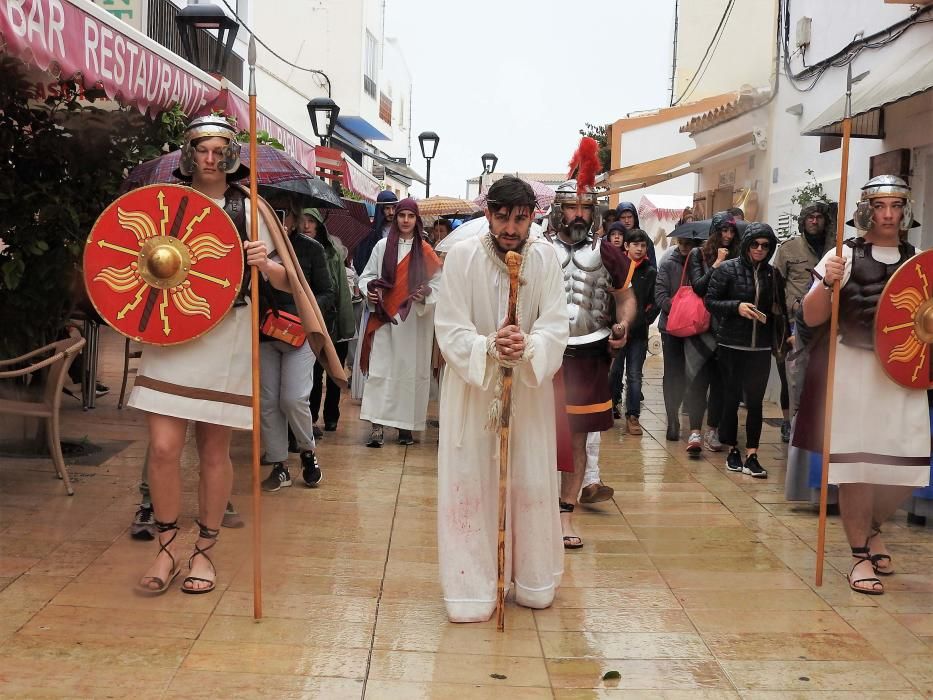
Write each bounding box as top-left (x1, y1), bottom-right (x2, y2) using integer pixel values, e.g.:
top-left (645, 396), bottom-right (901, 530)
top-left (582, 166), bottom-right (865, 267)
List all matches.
top-left (307, 97), bottom-right (340, 146)
top-left (418, 131), bottom-right (440, 198)
top-left (479, 152), bottom-right (498, 197)
top-left (176, 3), bottom-right (239, 77)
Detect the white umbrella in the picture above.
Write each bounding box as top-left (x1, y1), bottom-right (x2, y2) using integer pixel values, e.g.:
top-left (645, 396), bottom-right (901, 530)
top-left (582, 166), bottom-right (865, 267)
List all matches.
top-left (435, 217), bottom-right (544, 254)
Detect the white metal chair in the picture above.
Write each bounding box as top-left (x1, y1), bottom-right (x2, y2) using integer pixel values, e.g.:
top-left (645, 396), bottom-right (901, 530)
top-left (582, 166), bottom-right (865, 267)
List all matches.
top-left (0, 337), bottom-right (86, 495)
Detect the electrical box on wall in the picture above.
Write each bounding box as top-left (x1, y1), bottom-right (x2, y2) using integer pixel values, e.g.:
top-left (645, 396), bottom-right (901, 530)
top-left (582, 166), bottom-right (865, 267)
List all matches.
top-left (796, 17), bottom-right (812, 49)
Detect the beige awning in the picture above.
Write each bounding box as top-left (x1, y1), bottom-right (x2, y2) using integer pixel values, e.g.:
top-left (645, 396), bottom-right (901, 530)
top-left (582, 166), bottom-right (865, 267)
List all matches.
top-left (600, 132), bottom-right (756, 196)
top-left (803, 41), bottom-right (933, 136)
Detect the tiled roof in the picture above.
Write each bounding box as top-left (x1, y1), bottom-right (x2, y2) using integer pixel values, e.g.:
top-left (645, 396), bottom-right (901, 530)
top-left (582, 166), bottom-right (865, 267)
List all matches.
top-left (680, 89), bottom-right (772, 135)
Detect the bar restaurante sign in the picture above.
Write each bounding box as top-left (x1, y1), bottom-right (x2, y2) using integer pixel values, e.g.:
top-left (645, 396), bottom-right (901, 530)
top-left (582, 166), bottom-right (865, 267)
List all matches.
top-left (1, 0), bottom-right (216, 116)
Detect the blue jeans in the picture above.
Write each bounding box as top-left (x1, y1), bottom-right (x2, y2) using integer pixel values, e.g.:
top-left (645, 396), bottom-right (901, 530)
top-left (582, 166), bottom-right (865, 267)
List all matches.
top-left (609, 335), bottom-right (648, 417)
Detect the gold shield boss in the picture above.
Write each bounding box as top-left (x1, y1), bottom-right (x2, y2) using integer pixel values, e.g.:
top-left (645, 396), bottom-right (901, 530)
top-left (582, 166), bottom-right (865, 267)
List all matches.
top-left (875, 249), bottom-right (933, 389)
top-left (83, 184), bottom-right (244, 346)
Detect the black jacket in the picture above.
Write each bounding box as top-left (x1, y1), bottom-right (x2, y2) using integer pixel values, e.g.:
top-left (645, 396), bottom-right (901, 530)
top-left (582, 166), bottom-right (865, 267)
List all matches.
top-left (628, 260), bottom-right (659, 338)
top-left (268, 233), bottom-right (335, 327)
top-left (704, 223), bottom-right (785, 349)
top-left (655, 248), bottom-right (688, 333)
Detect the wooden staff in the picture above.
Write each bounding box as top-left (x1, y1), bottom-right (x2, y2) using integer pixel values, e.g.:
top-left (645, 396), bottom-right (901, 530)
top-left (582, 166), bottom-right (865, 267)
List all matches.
top-left (247, 35), bottom-right (263, 618)
top-left (816, 66), bottom-right (854, 587)
top-left (497, 250), bottom-right (523, 632)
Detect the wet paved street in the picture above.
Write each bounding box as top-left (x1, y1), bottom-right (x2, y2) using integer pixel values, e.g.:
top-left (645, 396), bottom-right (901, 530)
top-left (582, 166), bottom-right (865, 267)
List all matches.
top-left (2, 327), bottom-right (933, 698)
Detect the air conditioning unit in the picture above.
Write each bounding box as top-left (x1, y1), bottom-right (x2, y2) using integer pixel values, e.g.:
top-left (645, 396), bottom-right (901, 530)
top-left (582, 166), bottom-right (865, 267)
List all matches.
top-left (372, 163), bottom-right (386, 180)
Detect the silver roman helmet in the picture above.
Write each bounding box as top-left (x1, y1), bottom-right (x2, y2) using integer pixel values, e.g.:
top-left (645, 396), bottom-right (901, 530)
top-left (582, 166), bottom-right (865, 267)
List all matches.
top-left (177, 115), bottom-right (243, 177)
top-left (853, 175), bottom-right (913, 232)
top-left (548, 179), bottom-right (602, 243)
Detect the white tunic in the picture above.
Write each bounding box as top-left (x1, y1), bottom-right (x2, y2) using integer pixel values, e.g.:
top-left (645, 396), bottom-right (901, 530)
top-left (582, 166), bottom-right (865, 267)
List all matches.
top-left (813, 245), bottom-right (930, 486)
top-left (128, 197), bottom-right (273, 430)
top-left (358, 237), bottom-right (441, 431)
top-left (435, 234), bottom-right (569, 622)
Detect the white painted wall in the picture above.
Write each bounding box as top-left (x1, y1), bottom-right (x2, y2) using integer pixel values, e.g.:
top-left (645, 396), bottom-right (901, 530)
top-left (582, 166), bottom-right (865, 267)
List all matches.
top-left (765, 1), bottom-right (933, 246)
top-left (674, 0), bottom-right (777, 103)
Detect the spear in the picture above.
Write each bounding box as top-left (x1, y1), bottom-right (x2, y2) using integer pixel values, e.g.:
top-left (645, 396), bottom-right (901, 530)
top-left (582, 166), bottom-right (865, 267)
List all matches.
top-left (247, 34), bottom-right (263, 618)
top-left (815, 64), bottom-right (854, 587)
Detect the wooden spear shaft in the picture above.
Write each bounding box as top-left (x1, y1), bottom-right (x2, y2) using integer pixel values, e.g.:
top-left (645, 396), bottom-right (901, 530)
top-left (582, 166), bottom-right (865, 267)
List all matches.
top-left (497, 251), bottom-right (523, 632)
top-left (816, 69), bottom-right (854, 587)
top-left (247, 35), bottom-right (263, 619)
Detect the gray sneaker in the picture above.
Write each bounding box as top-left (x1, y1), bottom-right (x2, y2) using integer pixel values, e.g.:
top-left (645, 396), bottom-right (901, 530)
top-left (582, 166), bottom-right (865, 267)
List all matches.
top-left (130, 504), bottom-right (155, 540)
top-left (222, 502), bottom-right (245, 528)
top-left (703, 428), bottom-right (723, 452)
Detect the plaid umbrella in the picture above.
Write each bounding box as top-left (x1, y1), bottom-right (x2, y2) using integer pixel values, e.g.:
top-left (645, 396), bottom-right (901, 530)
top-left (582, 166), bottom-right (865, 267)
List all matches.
top-left (121, 145), bottom-right (316, 192)
top-left (323, 199), bottom-right (372, 253)
top-left (415, 196), bottom-right (480, 217)
top-left (473, 179), bottom-right (555, 212)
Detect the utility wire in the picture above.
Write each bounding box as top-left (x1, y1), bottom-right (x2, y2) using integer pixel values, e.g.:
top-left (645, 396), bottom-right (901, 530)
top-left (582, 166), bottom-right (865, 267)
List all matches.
top-left (677, 0), bottom-right (735, 105)
top-left (672, 0), bottom-right (735, 106)
top-left (216, 0), bottom-right (332, 97)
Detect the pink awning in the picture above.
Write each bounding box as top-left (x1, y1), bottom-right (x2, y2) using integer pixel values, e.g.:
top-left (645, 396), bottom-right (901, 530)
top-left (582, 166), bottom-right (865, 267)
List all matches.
top-left (1, 0), bottom-right (220, 117)
top-left (1, 0), bottom-right (316, 174)
top-left (221, 89), bottom-right (317, 175)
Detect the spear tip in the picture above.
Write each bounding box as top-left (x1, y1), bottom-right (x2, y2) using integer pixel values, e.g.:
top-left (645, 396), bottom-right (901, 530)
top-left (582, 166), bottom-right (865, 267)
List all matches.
top-left (248, 35), bottom-right (257, 67)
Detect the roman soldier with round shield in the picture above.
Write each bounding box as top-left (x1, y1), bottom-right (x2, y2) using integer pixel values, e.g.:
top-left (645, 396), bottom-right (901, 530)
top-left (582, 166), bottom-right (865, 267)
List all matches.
top-left (796, 175), bottom-right (929, 595)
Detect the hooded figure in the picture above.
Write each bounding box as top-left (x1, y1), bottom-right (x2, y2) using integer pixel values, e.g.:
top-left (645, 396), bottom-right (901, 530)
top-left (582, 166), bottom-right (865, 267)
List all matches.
top-left (773, 202), bottom-right (834, 318)
top-left (704, 222), bottom-right (786, 478)
top-left (616, 201), bottom-right (656, 267)
top-left (353, 190), bottom-right (399, 274)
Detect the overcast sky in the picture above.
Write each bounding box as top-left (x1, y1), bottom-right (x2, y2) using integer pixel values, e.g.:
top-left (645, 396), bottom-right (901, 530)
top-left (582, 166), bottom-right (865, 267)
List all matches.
top-left (385, 0), bottom-right (677, 198)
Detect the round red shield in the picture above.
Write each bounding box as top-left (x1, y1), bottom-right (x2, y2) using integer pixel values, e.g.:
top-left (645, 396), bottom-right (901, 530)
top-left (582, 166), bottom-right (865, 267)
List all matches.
top-left (875, 248), bottom-right (933, 389)
top-left (84, 184), bottom-right (244, 346)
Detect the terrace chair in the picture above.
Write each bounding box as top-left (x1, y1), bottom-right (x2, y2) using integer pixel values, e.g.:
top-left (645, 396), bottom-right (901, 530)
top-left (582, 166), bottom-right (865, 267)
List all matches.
top-left (0, 337), bottom-right (86, 495)
top-left (118, 338), bottom-right (143, 409)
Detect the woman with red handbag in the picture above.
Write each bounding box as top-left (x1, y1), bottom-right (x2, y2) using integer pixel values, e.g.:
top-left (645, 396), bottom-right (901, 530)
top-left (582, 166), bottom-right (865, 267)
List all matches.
top-left (258, 208), bottom-right (335, 492)
top-left (656, 232), bottom-right (704, 441)
top-left (683, 212), bottom-right (740, 456)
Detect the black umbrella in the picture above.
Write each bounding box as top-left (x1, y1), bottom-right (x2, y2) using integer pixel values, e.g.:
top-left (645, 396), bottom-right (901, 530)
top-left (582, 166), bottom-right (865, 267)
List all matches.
top-left (668, 219), bottom-right (712, 240)
top-left (259, 177), bottom-right (345, 209)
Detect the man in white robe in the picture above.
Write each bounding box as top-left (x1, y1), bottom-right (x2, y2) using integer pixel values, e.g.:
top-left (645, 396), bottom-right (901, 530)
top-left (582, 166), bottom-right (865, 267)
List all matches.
top-left (435, 177), bottom-right (569, 623)
top-left (358, 198), bottom-right (442, 446)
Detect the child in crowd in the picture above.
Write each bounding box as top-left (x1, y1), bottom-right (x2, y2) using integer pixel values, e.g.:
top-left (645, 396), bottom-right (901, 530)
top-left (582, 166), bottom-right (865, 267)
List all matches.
top-left (609, 228), bottom-right (658, 434)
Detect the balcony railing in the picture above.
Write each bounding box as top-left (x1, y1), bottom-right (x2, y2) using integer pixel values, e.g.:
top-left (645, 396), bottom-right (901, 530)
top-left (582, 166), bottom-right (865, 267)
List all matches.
top-left (147, 0), bottom-right (243, 90)
top-left (379, 93), bottom-right (392, 125)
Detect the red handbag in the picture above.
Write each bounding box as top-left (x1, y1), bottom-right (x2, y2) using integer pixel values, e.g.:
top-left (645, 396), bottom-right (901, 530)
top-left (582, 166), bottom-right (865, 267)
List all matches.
top-left (666, 250), bottom-right (711, 338)
top-left (261, 309), bottom-right (307, 347)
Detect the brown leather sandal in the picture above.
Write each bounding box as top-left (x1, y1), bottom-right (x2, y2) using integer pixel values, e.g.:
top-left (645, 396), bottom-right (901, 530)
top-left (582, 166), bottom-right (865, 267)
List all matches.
top-left (181, 520), bottom-right (219, 594)
top-left (848, 546), bottom-right (884, 595)
top-left (137, 520), bottom-right (180, 595)
top-left (559, 501), bottom-right (583, 550)
top-left (868, 526), bottom-right (894, 576)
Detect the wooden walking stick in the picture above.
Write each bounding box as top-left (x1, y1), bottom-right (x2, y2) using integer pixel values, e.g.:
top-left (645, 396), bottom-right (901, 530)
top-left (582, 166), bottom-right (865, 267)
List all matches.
top-left (247, 35), bottom-right (263, 618)
top-left (496, 250), bottom-right (523, 632)
top-left (815, 65), bottom-right (854, 587)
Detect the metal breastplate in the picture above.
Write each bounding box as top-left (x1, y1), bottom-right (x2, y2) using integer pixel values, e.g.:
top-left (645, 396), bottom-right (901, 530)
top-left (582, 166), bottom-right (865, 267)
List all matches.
top-left (553, 238), bottom-right (613, 344)
top-left (839, 239), bottom-right (913, 350)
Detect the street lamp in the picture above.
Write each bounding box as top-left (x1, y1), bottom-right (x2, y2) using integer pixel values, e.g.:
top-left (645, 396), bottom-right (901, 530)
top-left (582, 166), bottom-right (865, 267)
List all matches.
top-left (307, 97), bottom-right (340, 146)
top-left (176, 2), bottom-right (239, 77)
top-left (418, 131), bottom-right (440, 198)
top-left (478, 152), bottom-right (498, 197)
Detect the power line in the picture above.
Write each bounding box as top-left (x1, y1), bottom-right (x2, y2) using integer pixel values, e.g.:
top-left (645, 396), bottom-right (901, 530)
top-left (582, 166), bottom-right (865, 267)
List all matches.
top-left (672, 0), bottom-right (735, 106)
top-left (216, 0), bottom-right (332, 97)
top-left (677, 0), bottom-right (735, 105)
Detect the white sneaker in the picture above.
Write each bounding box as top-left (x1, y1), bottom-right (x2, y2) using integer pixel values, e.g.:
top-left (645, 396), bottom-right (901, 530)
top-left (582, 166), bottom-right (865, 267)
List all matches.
top-left (703, 428), bottom-right (723, 452)
top-left (686, 431), bottom-right (702, 456)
